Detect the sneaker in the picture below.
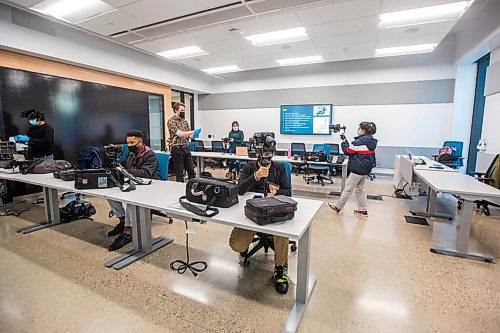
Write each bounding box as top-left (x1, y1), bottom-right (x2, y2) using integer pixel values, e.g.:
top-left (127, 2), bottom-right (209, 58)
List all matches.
top-left (274, 265), bottom-right (289, 294)
top-left (354, 210), bottom-right (368, 217)
top-left (107, 221), bottom-right (125, 237)
top-left (108, 233), bottom-right (132, 251)
top-left (328, 203), bottom-right (340, 214)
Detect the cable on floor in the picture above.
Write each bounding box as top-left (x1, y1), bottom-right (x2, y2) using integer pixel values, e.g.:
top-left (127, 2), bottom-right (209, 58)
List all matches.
top-left (0, 207), bottom-right (31, 217)
top-left (170, 220), bottom-right (208, 277)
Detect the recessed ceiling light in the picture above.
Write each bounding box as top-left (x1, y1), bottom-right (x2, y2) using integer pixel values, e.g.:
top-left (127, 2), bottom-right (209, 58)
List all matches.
top-left (30, 0), bottom-right (113, 23)
top-left (202, 65), bottom-right (241, 75)
top-left (276, 55), bottom-right (323, 66)
top-left (378, 1), bottom-right (471, 29)
top-left (156, 46), bottom-right (209, 59)
top-left (375, 43), bottom-right (438, 57)
top-left (246, 27), bottom-right (309, 47)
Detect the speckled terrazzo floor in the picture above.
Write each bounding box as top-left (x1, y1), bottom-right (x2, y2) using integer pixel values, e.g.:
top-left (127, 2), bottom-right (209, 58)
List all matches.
top-left (0, 175), bottom-right (499, 333)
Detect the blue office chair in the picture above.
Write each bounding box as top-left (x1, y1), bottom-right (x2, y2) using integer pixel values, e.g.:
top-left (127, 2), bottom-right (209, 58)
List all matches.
top-left (325, 143), bottom-right (340, 156)
top-left (192, 140), bottom-right (205, 152)
top-left (211, 140), bottom-right (224, 152)
top-left (434, 141), bottom-right (465, 169)
top-left (117, 144), bottom-right (129, 164)
top-left (153, 151), bottom-right (173, 223)
top-left (304, 144), bottom-right (333, 186)
top-left (242, 161), bottom-right (297, 266)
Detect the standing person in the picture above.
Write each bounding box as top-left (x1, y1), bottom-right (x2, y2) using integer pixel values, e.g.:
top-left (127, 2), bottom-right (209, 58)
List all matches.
top-left (227, 121), bottom-right (244, 177)
top-left (328, 121), bottom-right (377, 217)
top-left (107, 130), bottom-right (161, 251)
top-left (167, 102), bottom-right (201, 182)
top-left (14, 109), bottom-right (54, 160)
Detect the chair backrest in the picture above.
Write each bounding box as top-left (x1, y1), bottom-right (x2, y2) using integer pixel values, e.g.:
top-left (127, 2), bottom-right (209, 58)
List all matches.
top-left (211, 140), bottom-right (224, 152)
top-left (312, 144), bottom-right (325, 153)
top-left (117, 144), bottom-right (129, 164)
top-left (325, 143), bottom-right (340, 156)
top-left (291, 143), bottom-right (306, 156)
top-left (485, 154), bottom-right (500, 178)
top-left (277, 161), bottom-right (292, 187)
top-left (242, 141), bottom-right (251, 149)
top-left (443, 141), bottom-right (463, 157)
top-left (155, 152), bottom-right (169, 181)
top-left (193, 140), bottom-right (205, 152)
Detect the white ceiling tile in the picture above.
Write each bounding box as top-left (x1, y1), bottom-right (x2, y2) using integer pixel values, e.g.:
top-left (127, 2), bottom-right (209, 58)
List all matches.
top-left (313, 30), bottom-right (377, 48)
top-left (202, 38), bottom-right (253, 53)
top-left (324, 49), bottom-right (375, 62)
top-left (120, 0), bottom-right (206, 24)
top-left (377, 20), bottom-right (457, 41)
top-left (102, 0), bottom-right (139, 7)
top-left (177, 24), bottom-right (239, 44)
top-left (376, 33), bottom-right (447, 48)
top-left (134, 36), bottom-right (192, 53)
top-left (196, 0), bottom-right (237, 9)
top-left (77, 9), bottom-right (147, 35)
top-left (8, 0), bottom-right (43, 6)
top-left (232, 12), bottom-right (304, 35)
top-left (380, 0), bottom-right (460, 13)
top-left (307, 16), bottom-right (378, 39)
top-left (296, 0), bottom-right (381, 26)
top-left (317, 41), bottom-right (376, 54)
top-left (31, 0), bottom-right (115, 23)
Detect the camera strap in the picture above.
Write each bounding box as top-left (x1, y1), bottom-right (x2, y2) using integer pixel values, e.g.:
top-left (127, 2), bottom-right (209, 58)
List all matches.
top-left (179, 195), bottom-right (219, 217)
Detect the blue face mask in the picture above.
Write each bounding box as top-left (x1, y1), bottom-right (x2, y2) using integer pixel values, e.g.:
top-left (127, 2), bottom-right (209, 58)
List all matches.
top-left (29, 119), bottom-right (39, 126)
top-left (357, 130), bottom-right (363, 136)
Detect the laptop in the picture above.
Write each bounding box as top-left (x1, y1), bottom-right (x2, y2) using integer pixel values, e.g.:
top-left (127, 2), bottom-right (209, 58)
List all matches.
top-left (236, 147), bottom-right (248, 156)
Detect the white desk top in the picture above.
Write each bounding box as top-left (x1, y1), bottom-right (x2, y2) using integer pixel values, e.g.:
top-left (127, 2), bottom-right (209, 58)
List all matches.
top-left (415, 169), bottom-right (500, 200)
top-left (398, 155), bottom-right (457, 173)
top-left (166, 196), bottom-right (324, 239)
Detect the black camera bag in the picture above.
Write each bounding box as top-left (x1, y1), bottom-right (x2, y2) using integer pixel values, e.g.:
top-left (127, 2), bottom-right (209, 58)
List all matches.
top-left (245, 195), bottom-right (298, 225)
top-left (305, 152), bottom-right (327, 162)
top-left (60, 199), bottom-right (96, 223)
top-left (54, 170), bottom-right (77, 181)
top-left (179, 176), bottom-right (239, 217)
top-left (74, 169), bottom-right (115, 189)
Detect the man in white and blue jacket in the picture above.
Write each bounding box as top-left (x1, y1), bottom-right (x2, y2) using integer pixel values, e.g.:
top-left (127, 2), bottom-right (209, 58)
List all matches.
top-left (329, 122), bottom-right (378, 217)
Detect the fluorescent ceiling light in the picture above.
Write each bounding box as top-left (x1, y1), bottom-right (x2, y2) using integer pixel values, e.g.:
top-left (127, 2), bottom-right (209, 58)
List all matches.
top-left (375, 43), bottom-right (438, 57)
top-left (277, 55), bottom-right (323, 66)
top-left (379, 1), bottom-right (471, 29)
top-left (202, 65), bottom-right (241, 75)
top-left (246, 27), bottom-right (309, 46)
top-left (30, 0), bottom-right (113, 23)
top-left (156, 46), bottom-right (209, 59)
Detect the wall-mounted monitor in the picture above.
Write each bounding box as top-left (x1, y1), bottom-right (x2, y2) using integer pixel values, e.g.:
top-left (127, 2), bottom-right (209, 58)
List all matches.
top-left (280, 104), bottom-right (333, 135)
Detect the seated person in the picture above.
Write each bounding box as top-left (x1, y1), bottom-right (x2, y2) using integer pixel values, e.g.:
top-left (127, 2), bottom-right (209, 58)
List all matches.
top-left (107, 130), bottom-right (161, 251)
top-left (228, 133), bottom-right (292, 294)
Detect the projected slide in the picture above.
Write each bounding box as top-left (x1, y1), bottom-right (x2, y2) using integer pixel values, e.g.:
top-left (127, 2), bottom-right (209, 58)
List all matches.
top-left (280, 104), bottom-right (332, 135)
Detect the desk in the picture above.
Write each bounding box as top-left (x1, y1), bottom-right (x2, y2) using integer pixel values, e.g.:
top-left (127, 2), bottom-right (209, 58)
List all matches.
top-left (191, 151), bottom-right (348, 191)
top-left (414, 169), bottom-right (500, 262)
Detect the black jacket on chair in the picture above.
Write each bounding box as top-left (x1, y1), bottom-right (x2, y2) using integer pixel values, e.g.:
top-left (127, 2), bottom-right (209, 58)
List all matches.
top-left (238, 161), bottom-right (291, 197)
top-left (342, 134), bottom-right (378, 176)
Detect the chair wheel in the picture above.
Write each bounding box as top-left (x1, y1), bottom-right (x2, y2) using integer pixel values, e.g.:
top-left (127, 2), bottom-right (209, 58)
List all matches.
top-left (485, 210), bottom-right (490, 216)
top-left (291, 245), bottom-right (297, 252)
top-left (244, 259), bottom-right (250, 267)
top-left (168, 217), bottom-right (173, 224)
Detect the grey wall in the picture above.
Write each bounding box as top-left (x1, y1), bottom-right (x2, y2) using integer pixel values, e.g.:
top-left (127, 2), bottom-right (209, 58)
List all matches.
top-left (485, 61), bottom-right (500, 96)
top-left (198, 79), bottom-right (454, 110)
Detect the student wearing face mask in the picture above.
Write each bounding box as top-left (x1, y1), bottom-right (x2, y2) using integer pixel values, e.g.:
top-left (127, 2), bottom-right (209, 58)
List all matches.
top-left (328, 121), bottom-right (377, 217)
top-left (167, 102), bottom-right (200, 182)
top-left (13, 109), bottom-right (54, 160)
top-left (227, 121), bottom-right (244, 176)
top-left (106, 130), bottom-right (161, 251)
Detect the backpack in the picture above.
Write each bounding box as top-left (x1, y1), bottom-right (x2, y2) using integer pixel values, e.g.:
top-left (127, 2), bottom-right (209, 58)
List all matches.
top-left (78, 146), bottom-right (102, 169)
top-left (22, 160), bottom-right (73, 174)
top-left (437, 146), bottom-right (455, 164)
top-left (60, 199), bottom-right (96, 223)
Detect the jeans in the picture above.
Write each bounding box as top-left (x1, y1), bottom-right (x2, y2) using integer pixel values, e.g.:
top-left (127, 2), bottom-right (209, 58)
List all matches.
top-left (34, 154), bottom-right (54, 161)
top-left (334, 172), bottom-right (368, 211)
top-left (171, 146), bottom-right (196, 182)
top-left (107, 200), bottom-right (133, 227)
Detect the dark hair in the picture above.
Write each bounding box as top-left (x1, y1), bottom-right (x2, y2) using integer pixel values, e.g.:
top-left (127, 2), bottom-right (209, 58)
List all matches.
top-left (359, 121), bottom-right (376, 135)
top-left (126, 130), bottom-right (145, 140)
top-left (173, 102), bottom-right (185, 112)
top-left (25, 109), bottom-right (45, 121)
top-left (231, 121), bottom-right (239, 128)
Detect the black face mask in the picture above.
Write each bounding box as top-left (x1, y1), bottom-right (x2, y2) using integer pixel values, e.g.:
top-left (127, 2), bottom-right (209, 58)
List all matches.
top-left (128, 144), bottom-right (139, 154)
top-left (179, 112), bottom-right (186, 119)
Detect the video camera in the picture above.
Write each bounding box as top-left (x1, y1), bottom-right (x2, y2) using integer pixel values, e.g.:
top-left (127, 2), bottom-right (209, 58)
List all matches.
top-left (104, 144), bottom-right (124, 167)
top-left (249, 132), bottom-right (276, 167)
top-left (329, 124), bottom-right (347, 140)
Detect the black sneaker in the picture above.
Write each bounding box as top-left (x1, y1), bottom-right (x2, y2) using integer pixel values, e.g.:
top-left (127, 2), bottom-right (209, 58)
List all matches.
top-left (354, 210), bottom-right (368, 217)
top-left (108, 233), bottom-right (132, 251)
top-left (274, 265), bottom-right (289, 294)
top-left (107, 221), bottom-right (125, 237)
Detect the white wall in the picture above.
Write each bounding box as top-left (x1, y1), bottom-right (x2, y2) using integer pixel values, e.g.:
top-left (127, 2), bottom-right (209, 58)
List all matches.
top-left (197, 104), bottom-right (453, 148)
top-left (481, 46), bottom-right (500, 154)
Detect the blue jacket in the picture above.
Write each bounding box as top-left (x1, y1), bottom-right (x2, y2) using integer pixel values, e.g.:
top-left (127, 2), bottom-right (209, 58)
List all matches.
top-left (342, 134), bottom-right (378, 175)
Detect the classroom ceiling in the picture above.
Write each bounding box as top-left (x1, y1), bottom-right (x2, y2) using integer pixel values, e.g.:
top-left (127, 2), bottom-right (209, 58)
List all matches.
top-left (6, 0), bottom-right (487, 74)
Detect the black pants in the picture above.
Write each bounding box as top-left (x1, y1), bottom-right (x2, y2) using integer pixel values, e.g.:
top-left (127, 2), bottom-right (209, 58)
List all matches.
top-left (171, 147), bottom-right (196, 182)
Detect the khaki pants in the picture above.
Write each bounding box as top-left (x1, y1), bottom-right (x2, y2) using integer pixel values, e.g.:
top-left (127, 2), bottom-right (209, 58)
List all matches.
top-left (229, 227), bottom-right (289, 266)
top-left (335, 172), bottom-right (368, 211)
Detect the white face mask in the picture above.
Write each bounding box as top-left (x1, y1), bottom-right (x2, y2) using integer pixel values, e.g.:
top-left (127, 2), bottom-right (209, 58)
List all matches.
top-left (357, 130), bottom-right (363, 136)
top-left (233, 127), bottom-right (239, 131)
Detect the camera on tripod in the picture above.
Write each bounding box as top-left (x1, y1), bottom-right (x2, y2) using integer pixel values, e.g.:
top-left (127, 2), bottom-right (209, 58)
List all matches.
top-left (329, 124), bottom-right (347, 140)
top-left (249, 132), bottom-right (276, 167)
top-left (104, 144), bottom-right (124, 167)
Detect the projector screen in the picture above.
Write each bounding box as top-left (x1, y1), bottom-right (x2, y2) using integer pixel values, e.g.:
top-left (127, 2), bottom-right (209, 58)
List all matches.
top-left (280, 104), bottom-right (333, 135)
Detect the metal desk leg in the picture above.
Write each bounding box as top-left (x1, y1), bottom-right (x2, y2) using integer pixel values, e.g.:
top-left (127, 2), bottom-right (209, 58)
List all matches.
top-left (430, 199), bottom-right (495, 262)
top-left (16, 187), bottom-right (63, 234)
top-left (341, 164), bottom-right (347, 192)
top-left (410, 188), bottom-right (453, 220)
top-left (105, 205), bottom-right (173, 270)
top-left (196, 156), bottom-right (202, 175)
top-left (283, 225), bottom-right (316, 333)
